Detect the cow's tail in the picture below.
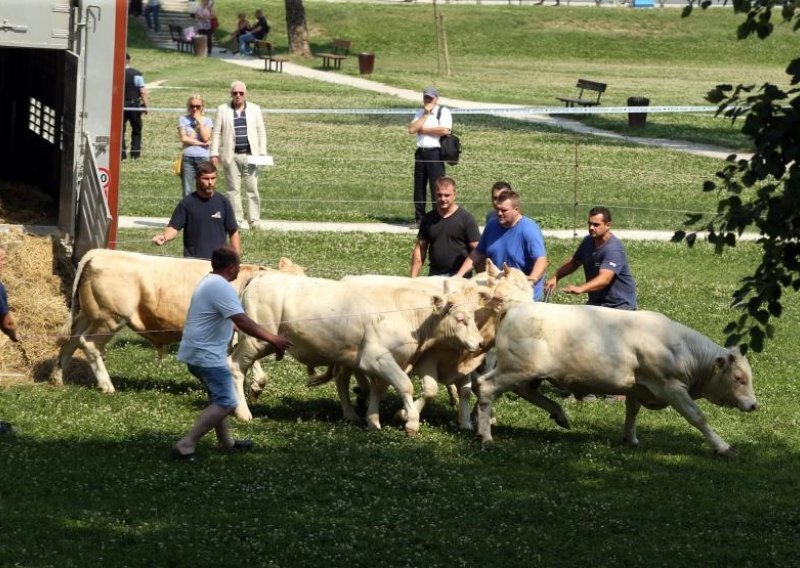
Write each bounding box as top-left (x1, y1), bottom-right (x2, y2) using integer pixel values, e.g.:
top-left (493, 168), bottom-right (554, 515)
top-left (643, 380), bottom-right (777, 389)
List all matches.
top-left (59, 249), bottom-right (96, 342)
top-left (306, 365), bottom-right (335, 388)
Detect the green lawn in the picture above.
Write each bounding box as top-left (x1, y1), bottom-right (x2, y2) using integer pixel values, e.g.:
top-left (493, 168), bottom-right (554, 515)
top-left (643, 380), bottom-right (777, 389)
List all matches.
top-left (2, 233), bottom-right (799, 566)
top-left (123, 4), bottom-right (791, 227)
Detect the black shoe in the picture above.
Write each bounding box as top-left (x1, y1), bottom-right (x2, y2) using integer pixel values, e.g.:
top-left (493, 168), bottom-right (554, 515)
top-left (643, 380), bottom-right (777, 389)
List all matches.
top-left (230, 439), bottom-right (254, 452)
top-left (0, 421), bottom-right (16, 434)
top-left (172, 448), bottom-right (196, 461)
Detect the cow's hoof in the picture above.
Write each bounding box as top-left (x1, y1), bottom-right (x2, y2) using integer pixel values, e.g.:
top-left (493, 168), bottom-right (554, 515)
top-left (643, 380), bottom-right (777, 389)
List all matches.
top-left (716, 446), bottom-right (736, 458)
top-left (100, 385), bottom-right (115, 394)
top-left (551, 413), bottom-right (570, 430)
top-left (49, 376), bottom-right (64, 387)
top-left (233, 409), bottom-right (253, 422)
top-left (480, 437), bottom-right (494, 448)
top-left (404, 427), bottom-right (419, 438)
top-left (622, 437), bottom-right (640, 448)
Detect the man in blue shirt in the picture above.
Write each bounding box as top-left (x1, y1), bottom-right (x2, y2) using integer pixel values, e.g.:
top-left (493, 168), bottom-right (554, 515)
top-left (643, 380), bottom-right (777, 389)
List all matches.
top-left (173, 246), bottom-right (292, 460)
top-left (455, 189), bottom-right (548, 300)
top-left (545, 206), bottom-right (637, 310)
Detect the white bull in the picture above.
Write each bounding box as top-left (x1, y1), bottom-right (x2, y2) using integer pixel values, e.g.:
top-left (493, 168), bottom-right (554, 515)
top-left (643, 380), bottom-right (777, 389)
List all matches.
top-left (50, 249), bottom-right (303, 393)
top-left (475, 303), bottom-right (757, 455)
top-left (228, 271), bottom-right (485, 435)
top-left (321, 263), bottom-right (535, 430)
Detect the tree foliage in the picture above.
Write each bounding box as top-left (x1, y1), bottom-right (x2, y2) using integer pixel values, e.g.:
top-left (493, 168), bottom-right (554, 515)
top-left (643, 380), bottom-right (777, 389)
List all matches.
top-left (674, 0), bottom-right (800, 353)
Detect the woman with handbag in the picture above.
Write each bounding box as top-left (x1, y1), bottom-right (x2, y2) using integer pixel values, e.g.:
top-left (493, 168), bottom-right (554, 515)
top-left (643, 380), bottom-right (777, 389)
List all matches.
top-left (178, 95), bottom-right (213, 197)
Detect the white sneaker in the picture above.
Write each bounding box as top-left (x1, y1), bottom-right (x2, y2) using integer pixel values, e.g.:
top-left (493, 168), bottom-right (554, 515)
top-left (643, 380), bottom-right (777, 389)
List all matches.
top-left (249, 220), bottom-right (267, 231)
top-left (237, 219), bottom-right (249, 230)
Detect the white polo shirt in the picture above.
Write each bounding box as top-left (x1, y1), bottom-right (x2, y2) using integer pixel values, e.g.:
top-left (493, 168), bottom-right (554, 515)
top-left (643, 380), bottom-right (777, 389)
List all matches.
top-left (414, 105), bottom-right (452, 149)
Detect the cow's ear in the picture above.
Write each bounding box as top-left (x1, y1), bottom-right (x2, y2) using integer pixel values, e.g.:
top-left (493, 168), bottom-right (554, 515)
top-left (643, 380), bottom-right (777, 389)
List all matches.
top-left (443, 279), bottom-right (453, 295)
top-left (486, 258), bottom-right (499, 277)
top-left (432, 295), bottom-right (446, 313)
top-left (503, 264), bottom-right (511, 277)
top-left (714, 355), bottom-right (730, 371)
top-left (477, 289), bottom-right (492, 308)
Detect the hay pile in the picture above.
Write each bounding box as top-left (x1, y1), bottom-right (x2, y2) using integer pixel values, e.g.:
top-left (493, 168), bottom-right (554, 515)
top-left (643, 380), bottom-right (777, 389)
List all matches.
top-left (0, 232), bottom-right (70, 384)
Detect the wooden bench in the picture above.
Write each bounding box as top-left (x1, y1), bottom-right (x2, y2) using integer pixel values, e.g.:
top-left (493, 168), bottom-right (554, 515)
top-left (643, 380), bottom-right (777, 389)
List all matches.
top-left (169, 24), bottom-right (194, 54)
top-left (256, 41), bottom-right (289, 73)
top-left (556, 79), bottom-right (607, 107)
top-left (317, 38), bottom-right (352, 70)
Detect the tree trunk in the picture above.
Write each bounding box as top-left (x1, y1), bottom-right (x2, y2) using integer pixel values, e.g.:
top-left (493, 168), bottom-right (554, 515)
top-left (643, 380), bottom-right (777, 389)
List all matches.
top-left (284, 0), bottom-right (311, 57)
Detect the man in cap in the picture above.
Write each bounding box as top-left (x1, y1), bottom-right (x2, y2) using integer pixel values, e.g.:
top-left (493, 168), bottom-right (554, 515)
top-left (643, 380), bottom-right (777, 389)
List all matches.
top-left (408, 86), bottom-right (453, 227)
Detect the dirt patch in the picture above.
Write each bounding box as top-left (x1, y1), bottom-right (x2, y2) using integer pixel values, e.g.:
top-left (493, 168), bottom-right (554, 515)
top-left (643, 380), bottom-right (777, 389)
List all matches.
top-left (0, 232), bottom-right (69, 384)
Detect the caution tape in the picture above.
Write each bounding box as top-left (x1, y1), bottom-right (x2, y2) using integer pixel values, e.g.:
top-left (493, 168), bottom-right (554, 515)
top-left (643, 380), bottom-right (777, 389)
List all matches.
top-left (124, 105), bottom-right (728, 115)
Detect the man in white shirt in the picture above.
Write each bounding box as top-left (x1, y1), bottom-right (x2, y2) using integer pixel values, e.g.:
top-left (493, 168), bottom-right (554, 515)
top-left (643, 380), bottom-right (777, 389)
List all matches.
top-left (408, 86), bottom-right (452, 227)
top-left (173, 246), bottom-right (292, 460)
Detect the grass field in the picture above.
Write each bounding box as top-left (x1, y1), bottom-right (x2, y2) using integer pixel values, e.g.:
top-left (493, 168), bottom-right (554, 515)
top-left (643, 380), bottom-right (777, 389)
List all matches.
top-left (122, 4), bottom-right (793, 228)
top-left (2, 232), bottom-right (800, 566)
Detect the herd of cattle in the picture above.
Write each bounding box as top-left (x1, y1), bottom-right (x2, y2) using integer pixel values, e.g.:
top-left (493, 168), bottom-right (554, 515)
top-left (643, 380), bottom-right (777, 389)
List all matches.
top-left (50, 249), bottom-right (757, 456)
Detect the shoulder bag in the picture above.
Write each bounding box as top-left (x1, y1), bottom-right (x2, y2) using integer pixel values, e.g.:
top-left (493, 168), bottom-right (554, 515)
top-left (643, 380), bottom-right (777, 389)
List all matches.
top-left (437, 106), bottom-right (461, 166)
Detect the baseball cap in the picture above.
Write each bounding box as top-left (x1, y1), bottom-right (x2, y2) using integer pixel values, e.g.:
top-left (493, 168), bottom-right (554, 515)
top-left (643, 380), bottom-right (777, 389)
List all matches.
top-left (422, 86), bottom-right (439, 98)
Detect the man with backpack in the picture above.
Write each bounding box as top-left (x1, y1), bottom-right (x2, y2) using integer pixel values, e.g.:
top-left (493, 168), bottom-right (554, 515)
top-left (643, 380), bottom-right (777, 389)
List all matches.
top-left (408, 86), bottom-right (452, 227)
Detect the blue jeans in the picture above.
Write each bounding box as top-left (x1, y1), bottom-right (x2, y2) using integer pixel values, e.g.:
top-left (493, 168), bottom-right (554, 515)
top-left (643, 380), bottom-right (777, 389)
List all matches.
top-left (181, 155), bottom-right (208, 197)
top-left (238, 31), bottom-right (257, 55)
top-left (187, 364), bottom-right (239, 410)
top-left (144, 4), bottom-right (160, 32)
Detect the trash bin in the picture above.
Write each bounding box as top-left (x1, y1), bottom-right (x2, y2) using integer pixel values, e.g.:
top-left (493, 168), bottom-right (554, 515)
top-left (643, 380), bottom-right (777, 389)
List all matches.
top-left (358, 52), bottom-right (375, 75)
top-left (627, 96), bottom-right (649, 128)
top-left (192, 35), bottom-right (207, 58)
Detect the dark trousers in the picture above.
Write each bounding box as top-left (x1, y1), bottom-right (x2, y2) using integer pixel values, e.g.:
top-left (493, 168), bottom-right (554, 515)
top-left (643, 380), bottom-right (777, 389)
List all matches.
top-left (413, 147), bottom-right (445, 222)
top-left (122, 107), bottom-right (143, 159)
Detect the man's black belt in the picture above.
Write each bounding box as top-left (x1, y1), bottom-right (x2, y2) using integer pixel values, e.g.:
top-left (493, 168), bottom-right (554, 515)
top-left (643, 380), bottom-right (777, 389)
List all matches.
top-left (416, 146), bottom-right (439, 151)
top-left (234, 149), bottom-right (250, 154)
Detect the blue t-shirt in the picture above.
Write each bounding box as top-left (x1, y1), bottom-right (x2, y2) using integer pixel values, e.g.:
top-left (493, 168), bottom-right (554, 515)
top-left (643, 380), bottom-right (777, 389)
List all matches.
top-left (477, 216), bottom-right (547, 300)
top-left (179, 115), bottom-right (213, 158)
top-left (178, 273), bottom-right (244, 367)
top-left (573, 234), bottom-right (637, 309)
top-left (168, 192), bottom-right (238, 259)
top-left (0, 282), bottom-right (8, 317)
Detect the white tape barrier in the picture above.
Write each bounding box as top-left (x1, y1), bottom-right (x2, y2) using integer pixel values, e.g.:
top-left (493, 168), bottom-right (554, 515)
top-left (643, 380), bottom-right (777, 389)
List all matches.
top-left (124, 105), bottom-right (726, 115)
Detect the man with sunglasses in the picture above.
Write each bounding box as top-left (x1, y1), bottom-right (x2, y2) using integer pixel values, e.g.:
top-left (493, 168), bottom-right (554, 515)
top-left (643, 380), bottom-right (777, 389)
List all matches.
top-left (545, 206), bottom-right (637, 310)
top-left (210, 81), bottom-right (268, 230)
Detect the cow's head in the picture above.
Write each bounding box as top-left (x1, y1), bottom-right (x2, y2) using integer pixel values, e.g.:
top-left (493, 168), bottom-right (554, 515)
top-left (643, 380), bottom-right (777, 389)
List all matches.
top-left (428, 286), bottom-right (483, 353)
top-left (707, 348), bottom-right (757, 412)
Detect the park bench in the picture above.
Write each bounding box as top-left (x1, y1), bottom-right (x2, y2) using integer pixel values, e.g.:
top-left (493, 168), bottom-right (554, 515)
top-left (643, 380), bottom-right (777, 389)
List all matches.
top-left (257, 41), bottom-right (289, 73)
top-left (556, 79), bottom-right (607, 107)
top-left (317, 38), bottom-right (352, 70)
top-left (169, 24), bottom-right (194, 54)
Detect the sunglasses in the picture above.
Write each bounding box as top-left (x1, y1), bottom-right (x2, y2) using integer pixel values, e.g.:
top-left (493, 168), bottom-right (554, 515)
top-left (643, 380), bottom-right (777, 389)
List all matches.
top-left (189, 104), bottom-right (202, 109)
top-left (231, 91), bottom-right (245, 96)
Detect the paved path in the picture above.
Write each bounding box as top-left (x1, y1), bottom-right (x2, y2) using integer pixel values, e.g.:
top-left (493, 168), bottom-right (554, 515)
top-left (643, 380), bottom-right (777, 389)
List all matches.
top-left (208, 47), bottom-right (743, 161)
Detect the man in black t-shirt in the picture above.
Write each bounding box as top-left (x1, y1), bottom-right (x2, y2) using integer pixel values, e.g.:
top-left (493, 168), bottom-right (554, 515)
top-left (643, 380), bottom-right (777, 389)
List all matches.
top-left (410, 176), bottom-right (480, 277)
top-left (152, 161), bottom-right (240, 259)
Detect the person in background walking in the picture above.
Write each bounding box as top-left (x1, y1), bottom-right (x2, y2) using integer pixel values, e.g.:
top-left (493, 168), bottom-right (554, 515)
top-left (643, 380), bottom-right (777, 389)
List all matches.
top-left (122, 52), bottom-right (148, 160)
top-left (172, 246), bottom-right (292, 460)
top-left (152, 161), bottom-right (240, 259)
top-left (178, 94), bottom-right (213, 197)
top-left (144, 0), bottom-right (161, 32)
top-left (408, 86), bottom-right (452, 227)
top-left (210, 81), bottom-right (268, 230)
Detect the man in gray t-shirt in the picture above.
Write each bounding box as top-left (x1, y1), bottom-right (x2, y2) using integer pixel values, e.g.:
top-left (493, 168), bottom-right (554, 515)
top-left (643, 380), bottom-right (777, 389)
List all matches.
top-left (545, 206), bottom-right (637, 310)
top-left (172, 246), bottom-right (291, 461)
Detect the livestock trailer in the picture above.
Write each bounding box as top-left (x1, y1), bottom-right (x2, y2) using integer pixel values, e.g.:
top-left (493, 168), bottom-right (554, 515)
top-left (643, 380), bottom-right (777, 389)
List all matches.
top-left (0, 0), bottom-right (128, 261)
